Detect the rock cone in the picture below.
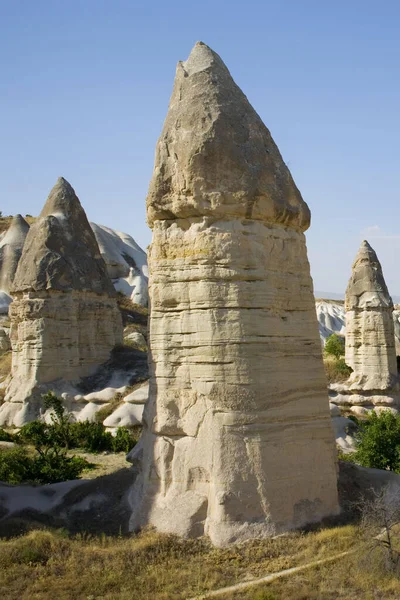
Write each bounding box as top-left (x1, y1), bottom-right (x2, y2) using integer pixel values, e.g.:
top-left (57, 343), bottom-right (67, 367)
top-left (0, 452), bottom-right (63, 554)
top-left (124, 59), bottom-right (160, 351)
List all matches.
top-left (129, 42), bottom-right (339, 545)
top-left (330, 241), bottom-right (399, 413)
top-left (0, 178), bottom-right (123, 426)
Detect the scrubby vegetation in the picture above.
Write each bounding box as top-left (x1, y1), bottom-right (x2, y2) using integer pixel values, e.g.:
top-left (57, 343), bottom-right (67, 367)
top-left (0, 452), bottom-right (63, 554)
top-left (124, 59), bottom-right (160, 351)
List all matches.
top-left (324, 333), bottom-right (345, 359)
top-left (323, 334), bottom-right (352, 383)
top-left (351, 410), bottom-right (400, 472)
top-left (0, 392), bottom-right (137, 485)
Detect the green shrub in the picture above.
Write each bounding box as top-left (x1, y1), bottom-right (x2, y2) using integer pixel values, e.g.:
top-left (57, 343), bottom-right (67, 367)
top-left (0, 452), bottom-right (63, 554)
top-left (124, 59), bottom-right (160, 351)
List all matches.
top-left (354, 410), bottom-right (400, 472)
top-left (325, 334), bottom-right (345, 359)
top-left (0, 446), bottom-right (91, 485)
top-left (30, 453), bottom-right (91, 484)
top-left (0, 427), bottom-right (14, 442)
top-left (70, 421), bottom-right (115, 453)
top-left (335, 357), bottom-right (353, 376)
top-left (112, 427), bottom-right (136, 453)
top-left (0, 446), bottom-right (33, 484)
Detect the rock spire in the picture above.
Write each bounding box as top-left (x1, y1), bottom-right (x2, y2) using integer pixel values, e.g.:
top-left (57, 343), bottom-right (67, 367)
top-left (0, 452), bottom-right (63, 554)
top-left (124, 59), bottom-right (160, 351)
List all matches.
top-left (129, 42), bottom-right (339, 545)
top-left (0, 178), bottom-right (123, 426)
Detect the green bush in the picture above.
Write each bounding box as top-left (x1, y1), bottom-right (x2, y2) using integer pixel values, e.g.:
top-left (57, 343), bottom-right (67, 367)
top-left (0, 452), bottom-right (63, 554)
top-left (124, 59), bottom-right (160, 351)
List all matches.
top-left (70, 421), bottom-right (115, 453)
top-left (0, 427), bottom-right (14, 442)
top-left (335, 357), bottom-right (353, 376)
top-left (112, 426), bottom-right (136, 453)
top-left (0, 446), bottom-right (33, 484)
top-left (0, 446), bottom-right (90, 485)
top-left (354, 410), bottom-right (400, 472)
top-left (325, 334), bottom-right (345, 359)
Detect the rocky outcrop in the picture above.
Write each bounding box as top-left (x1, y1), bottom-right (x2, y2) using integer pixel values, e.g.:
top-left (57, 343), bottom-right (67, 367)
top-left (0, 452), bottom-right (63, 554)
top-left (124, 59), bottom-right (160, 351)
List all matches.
top-left (315, 300), bottom-right (345, 344)
top-left (329, 241), bottom-right (399, 413)
top-left (0, 178), bottom-right (123, 426)
top-left (90, 223), bottom-right (148, 306)
top-left (129, 42), bottom-right (339, 546)
top-left (0, 215), bottom-right (30, 313)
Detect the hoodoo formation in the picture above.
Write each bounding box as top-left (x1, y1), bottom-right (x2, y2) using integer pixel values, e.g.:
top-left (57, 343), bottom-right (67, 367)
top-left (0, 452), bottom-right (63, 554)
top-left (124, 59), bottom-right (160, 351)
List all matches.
top-left (330, 240), bottom-right (399, 414)
top-left (0, 178), bottom-right (123, 426)
top-left (129, 42), bottom-right (339, 545)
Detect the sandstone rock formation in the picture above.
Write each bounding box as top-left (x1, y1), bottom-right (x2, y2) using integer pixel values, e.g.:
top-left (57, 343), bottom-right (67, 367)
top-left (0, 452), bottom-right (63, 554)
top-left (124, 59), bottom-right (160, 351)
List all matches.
top-left (90, 223), bottom-right (148, 306)
top-left (0, 178), bottom-right (123, 426)
top-left (0, 215), bottom-right (30, 313)
top-left (329, 241), bottom-right (399, 413)
top-left (129, 42), bottom-right (339, 545)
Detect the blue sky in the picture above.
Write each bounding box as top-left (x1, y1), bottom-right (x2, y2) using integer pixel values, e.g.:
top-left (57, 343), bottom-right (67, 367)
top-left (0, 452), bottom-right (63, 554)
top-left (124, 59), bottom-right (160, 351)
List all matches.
top-left (1, 0), bottom-right (400, 295)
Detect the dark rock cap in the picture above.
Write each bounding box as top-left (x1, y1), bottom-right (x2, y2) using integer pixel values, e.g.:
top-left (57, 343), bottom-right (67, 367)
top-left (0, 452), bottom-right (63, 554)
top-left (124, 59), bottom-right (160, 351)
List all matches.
top-left (345, 240), bottom-right (392, 309)
top-left (12, 178), bottom-right (115, 295)
top-left (147, 41), bottom-right (310, 232)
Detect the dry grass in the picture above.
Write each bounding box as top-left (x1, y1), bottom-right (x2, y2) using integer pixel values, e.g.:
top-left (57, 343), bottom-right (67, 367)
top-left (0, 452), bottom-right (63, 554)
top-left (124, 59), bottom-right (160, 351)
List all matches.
top-left (0, 526), bottom-right (359, 600)
top-left (232, 548), bottom-right (400, 599)
top-left (0, 351), bottom-right (11, 378)
top-left (324, 356), bottom-right (352, 383)
top-left (315, 298), bottom-right (344, 304)
top-left (0, 215), bottom-right (36, 235)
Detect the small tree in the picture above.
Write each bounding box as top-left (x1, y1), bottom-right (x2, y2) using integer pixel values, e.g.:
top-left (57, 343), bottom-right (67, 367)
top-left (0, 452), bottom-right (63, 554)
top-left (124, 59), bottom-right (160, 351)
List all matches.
top-left (355, 410), bottom-right (400, 472)
top-left (357, 486), bottom-right (400, 573)
top-left (324, 334), bottom-right (345, 359)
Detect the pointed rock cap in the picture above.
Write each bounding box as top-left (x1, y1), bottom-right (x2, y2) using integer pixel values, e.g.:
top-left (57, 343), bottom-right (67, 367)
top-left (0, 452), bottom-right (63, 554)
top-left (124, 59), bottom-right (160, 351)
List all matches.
top-left (345, 240), bottom-right (392, 310)
top-left (0, 214), bottom-right (30, 292)
top-left (12, 178), bottom-right (115, 295)
top-left (147, 42), bottom-right (310, 231)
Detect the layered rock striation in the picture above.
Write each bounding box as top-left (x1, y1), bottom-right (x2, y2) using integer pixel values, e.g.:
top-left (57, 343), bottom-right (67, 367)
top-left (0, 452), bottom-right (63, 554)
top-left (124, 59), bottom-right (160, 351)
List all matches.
top-left (330, 240), bottom-right (399, 413)
top-left (0, 178), bottom-right (123, 426)
top-left (129, 42), bottom-right (339, 545)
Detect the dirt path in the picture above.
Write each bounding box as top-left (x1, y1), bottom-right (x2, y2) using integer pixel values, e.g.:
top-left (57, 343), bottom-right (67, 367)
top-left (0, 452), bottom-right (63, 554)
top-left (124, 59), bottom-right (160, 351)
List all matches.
top-left (189, 550), bottom-right (353, 599)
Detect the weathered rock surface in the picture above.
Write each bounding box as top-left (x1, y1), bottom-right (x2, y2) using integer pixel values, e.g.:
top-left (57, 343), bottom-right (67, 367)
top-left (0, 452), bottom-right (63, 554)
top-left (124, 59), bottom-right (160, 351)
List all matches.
top-left (129, 42), bottom-right (339, 546)
top-left (316, 300), bottom-right (346, 344)
top-left (0, 178), bottom-right (123, 426)
top-left (0, 215), bottom-right (30, 313)
top-left (91, 223), bottom-right (148, 306)
top-left (329, 241), bottom-right (399, 412)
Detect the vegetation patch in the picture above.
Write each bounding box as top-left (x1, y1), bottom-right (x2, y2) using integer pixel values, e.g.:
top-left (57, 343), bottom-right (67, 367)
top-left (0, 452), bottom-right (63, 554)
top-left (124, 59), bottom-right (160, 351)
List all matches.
top-left (0, 392), bottom-right (137, 485)
top-left (0, 526), bottom-right (358, 600)
top-left (323, 334), bottom-right (352, 383)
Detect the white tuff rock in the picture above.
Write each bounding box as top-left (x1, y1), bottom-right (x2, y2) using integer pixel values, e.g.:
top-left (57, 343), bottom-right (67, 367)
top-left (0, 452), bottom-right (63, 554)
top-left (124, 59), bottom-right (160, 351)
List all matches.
top-left (129, 42), bottom-right (339, 546)
top-left (329, 241), bottom-right (400, 412)
top-left (0, 178), bottom-right (123, 426)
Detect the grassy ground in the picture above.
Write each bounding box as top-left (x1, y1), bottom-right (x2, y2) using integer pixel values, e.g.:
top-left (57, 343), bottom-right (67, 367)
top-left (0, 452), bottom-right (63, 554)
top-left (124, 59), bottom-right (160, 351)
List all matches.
top-left (69, 449), bottom-right (131, 479)
top-left (0, 525), bottom-right (360, 600)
